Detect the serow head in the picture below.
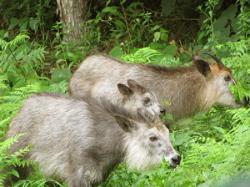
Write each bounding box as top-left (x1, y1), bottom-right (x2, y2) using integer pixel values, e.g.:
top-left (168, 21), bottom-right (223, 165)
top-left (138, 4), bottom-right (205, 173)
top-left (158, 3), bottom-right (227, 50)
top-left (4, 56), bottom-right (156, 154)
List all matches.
top-left (117, 79), bottom-right (165, 122)
top-left (115, 116), bottom-right (181, 170)
top-left (192, 53), bottom-right (248, 107)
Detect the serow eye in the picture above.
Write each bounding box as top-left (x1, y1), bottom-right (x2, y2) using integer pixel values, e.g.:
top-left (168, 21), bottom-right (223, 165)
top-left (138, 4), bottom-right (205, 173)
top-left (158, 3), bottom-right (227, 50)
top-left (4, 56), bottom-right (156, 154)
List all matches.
top-left (149, 136), bottom-right (158, 142)
top-left (224, 75), bottom-right (231, 82)
top-left (144, 97), bottom-right (151, 105)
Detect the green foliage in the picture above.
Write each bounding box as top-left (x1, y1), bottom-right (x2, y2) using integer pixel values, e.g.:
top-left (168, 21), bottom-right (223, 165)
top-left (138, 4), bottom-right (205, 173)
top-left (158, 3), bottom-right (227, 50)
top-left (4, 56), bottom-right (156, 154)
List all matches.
top-left (1, 0), bottom-right (250, 186)
top-left (0, 0), bottom-right (56, 38)
top-left (101, 46), bottom-right (250, 187)
top-left (223, 54), bottom-right (250, 101)
top-left (197, 0), bottom-right (221, 44)
top-left (50, 20), bottom-right (99, 68)
top-left (198, 0), bottom-right (250, 46)
top-left (0, 31), bottom-right (68, 186)
top-left (103, 114), bottom-right (250, 186)
top-left (13, 178), bottom-right (64, 187)
top-left (237, 0), bottom-right (250, 38)
top-left (0, 135), bottom-right (31, 186)
top-left (1, 40), bottom-right (249, 187)
top-left (0, 32), bottom-right (45, 87)
top-left (0, 75), bottom-right (67, 187)
top-left (161, 0), bottom-right (176, 17)
top-left (93, 1), bottom-right (168, 52)
top-left (215, 38), bottom-right (250, 57)
top-left (120, 45), bottom-right (181, 66)
top-left (0, 75), bottom-right (9, 94)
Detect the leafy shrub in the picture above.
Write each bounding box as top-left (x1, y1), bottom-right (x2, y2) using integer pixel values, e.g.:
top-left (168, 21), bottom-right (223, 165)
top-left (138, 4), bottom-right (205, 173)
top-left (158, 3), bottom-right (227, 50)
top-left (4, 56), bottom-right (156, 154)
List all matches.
top-left (0, 135), bottom-right (31, 186)
top-left (93, 1), bottom-right (168, 52)
top-left (0, 0), bottom-right (56, 37)
top-left (197, 0), bottom-right (250, 46)
top-left (120, 44), bottom-right (182, 66)
top-left (101, 49), bottom-right (250, 187)
top-left (1, 1), bottom-right (250, 186)
top-left (0, 33), bottom-right (45, 87)
top-left (0, 40), bottom-right (249, 187)
top-left (0, 79), bottom-right (68, 186)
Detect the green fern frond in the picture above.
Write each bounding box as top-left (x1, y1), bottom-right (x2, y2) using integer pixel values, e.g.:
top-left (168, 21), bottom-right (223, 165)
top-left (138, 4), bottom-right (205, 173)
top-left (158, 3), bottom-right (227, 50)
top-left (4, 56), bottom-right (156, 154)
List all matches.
top-left (0, 135), bottom-right (32, 186)
top-left (6, 33), bottom-right (30, 50)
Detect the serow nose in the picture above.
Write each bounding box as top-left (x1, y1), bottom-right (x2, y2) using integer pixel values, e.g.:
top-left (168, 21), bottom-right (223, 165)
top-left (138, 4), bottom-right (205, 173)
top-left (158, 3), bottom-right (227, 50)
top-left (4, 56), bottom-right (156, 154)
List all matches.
top-left (160, 107), bottom-right (166, 115)
top-left (171, 155), bottom-right (181, 166)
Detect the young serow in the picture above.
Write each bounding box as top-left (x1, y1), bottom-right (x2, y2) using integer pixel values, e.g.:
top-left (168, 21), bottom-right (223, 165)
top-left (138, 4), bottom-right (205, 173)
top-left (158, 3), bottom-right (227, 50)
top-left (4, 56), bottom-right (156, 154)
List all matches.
top-left (7, 93), bottom-right (180, 187)
top-left (100, 79), bottom-right (165, 122)
top-left (69, 54), bottom-right (248, 120)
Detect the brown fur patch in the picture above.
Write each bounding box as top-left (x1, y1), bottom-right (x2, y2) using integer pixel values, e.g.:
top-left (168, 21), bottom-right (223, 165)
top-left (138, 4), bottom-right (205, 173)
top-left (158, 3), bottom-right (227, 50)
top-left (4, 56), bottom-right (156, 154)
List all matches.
top-left (209, 63), bottom-right (232, 76)
top-left (207, 58), bottom-right (232, 73)
top-left (140, 64), bottom-right (197, 76)
top-left (209, 63), bottom-right (221, 74)
top-left (101, 54), bottom-right (197, 76)
top-left (220, 65), bottom-right (232, 73)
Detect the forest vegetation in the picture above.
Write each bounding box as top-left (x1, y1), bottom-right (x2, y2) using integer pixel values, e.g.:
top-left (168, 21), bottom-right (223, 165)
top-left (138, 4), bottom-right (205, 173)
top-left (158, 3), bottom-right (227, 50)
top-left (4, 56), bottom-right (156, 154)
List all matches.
top-left (0, 0), bottom-right (250, 186)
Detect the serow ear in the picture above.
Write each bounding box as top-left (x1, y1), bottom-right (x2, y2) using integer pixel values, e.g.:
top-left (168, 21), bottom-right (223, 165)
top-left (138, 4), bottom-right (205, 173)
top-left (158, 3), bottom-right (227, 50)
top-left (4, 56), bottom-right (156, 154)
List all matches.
top-left (127, 79), bottom-right (146, 93)
top-left (114, 115), bottom-right (136, 132)
top-left (117, 83), bottom-right (133, 96)
top-left (193, 56), bottom-right (211, 77)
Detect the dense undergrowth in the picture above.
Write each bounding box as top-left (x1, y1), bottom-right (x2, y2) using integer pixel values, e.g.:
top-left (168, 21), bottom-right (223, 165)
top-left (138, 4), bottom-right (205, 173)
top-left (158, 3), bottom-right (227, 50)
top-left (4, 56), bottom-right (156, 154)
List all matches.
top-left (1, 0), bottom-right (250, 186)
top-left (1, 37), bottom-right (250, 187)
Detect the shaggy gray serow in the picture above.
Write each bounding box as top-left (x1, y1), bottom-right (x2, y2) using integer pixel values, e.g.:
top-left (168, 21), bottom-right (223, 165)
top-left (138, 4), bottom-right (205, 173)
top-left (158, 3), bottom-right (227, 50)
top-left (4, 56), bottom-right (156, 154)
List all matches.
top-left (7, 93), bottom-right (180, 187)
top-left (99, 79), bottom-right (165, 122)
top-left (69, 54), bottom-right (248, 119)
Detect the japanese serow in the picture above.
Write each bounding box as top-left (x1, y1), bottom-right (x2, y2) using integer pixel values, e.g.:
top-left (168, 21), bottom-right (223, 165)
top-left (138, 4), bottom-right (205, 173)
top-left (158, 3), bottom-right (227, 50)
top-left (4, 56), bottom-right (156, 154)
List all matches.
top-left (7, 93), bottom-right (180, 187)
top-left (99, 79), bottom-right (165, 122)
top-left (69, 54), bottom-right (248, 119)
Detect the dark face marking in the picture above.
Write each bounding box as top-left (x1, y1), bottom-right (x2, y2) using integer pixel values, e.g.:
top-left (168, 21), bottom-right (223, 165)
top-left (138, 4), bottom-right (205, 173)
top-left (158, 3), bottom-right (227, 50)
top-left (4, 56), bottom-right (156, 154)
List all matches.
top-left (194, 59), bottom-right (211, 77)
top-left (127, 79), bottom-right (146, 94)
top-left (117, 83), bottom-right (133, 96)
top-left (144, 97), bottom-right (151, 106)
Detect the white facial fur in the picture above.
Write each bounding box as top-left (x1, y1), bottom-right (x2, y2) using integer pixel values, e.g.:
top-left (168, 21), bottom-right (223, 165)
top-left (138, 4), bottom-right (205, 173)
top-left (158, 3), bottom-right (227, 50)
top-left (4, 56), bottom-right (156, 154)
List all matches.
top-left (123, 123), bottom-right (180, 170)
top-left (209, 73), bottom-right (238, 107)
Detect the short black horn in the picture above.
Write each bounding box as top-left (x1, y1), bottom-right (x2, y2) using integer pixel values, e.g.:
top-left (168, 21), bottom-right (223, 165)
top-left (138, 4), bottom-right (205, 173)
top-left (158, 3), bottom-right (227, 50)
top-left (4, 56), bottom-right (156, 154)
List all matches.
top-left (204, 53), bottom-right (223, 65)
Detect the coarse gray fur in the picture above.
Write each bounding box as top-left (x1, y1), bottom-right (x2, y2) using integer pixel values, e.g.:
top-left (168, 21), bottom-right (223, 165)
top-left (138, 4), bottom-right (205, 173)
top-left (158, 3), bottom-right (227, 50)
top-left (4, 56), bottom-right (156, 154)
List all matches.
top-left (69, 54), bottom-right (241, 119)
top-left (75, 79), bottom-right (164, 123)
top-left (7, 93), bottom-right (180, 187)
